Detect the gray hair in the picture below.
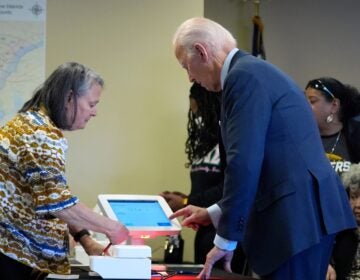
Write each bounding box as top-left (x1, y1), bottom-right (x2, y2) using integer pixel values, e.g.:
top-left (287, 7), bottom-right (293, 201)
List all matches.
top-left (20, 62), bottom-right (104, 129)
top-left (172, 17), bottom-right (237, 58)
top-left (342, 163), bottom-right (360, 193)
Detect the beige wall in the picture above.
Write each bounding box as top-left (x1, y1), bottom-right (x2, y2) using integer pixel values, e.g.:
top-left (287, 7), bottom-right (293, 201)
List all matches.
top-left (46, 0), bottom-right (204, 263)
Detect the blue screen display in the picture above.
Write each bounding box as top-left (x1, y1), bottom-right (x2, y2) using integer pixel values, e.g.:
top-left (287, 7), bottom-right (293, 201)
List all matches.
top-left (108, 200), bottom-right (171, 227)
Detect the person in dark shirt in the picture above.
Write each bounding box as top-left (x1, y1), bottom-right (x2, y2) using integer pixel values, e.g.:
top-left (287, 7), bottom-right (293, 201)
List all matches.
top-left (161, 82), bottom-right (247, 274)
top-left (339, 163), bottom-right (360, 280)
top-left (305, 77), bottom-right (360, 280)
top-left (305, 77), bottom-right (360, 168)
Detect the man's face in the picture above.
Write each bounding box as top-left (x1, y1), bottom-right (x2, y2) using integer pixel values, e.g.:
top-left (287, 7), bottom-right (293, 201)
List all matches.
top-left (349, 189), bottom-right (360, 225)
top-left (176, 46), bottom-right (221, 92)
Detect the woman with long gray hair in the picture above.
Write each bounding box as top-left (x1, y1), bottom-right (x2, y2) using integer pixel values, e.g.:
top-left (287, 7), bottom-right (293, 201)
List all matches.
top-left (0, 62), bottom-right (129, 279)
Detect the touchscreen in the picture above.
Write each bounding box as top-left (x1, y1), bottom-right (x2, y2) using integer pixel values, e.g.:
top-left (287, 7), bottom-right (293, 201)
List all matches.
top-left (108, 200), bottom-right (172, 227)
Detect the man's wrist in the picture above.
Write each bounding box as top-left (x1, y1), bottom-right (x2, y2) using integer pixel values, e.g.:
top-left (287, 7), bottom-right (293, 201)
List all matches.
top-left (214, 234), bottom-right (237, 251)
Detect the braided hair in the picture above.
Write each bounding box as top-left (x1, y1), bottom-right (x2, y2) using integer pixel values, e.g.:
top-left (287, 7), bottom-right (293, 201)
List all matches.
top-left (185, 83), bottom-right (220, 167)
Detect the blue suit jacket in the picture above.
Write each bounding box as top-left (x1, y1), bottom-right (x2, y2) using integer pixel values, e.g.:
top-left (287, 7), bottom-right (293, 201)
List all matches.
top-left (218, 50), bottom-right (356, 275)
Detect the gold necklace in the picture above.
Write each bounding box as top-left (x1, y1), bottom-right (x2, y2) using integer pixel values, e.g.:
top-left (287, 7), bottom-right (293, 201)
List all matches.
top-left (325, 131), bottom-right (342, 161)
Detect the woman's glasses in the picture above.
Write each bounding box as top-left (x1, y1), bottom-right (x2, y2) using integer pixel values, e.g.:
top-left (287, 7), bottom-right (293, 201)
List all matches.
top-left (312, 80), bottom-right (335, 99)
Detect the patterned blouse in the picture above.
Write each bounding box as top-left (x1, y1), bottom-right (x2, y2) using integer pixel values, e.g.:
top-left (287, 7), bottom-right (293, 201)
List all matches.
top-left (0, 110), bottom-right (79, 274)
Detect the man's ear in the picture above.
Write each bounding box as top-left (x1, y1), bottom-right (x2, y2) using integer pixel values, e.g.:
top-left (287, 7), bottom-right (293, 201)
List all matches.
top-left (194, 43), bottom-right (208, 62)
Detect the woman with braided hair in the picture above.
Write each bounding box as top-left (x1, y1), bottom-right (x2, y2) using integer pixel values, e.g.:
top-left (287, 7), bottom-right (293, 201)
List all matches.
top-left (161, 83), bottom-right (248, 274)
top-left (185, 82), bottom-right (220, 171)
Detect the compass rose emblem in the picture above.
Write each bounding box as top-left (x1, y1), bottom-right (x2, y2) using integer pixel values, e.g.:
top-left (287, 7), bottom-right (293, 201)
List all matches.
top-left (30, 2), bottom-right (43, 16)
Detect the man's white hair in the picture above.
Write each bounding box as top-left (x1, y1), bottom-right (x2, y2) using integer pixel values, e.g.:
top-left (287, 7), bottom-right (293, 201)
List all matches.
top-left (173, 17), bottom-right (237, 58)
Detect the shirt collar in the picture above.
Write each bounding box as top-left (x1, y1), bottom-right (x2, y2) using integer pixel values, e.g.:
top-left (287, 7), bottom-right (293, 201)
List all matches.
top-left (220, 48), bottom-right (239, 90)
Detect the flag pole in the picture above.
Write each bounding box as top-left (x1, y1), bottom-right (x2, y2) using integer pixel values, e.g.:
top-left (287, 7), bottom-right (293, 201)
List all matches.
top-left (253, 0), bottom-right (260, 16)
top-left (251, 0), bottom-right (266, 59)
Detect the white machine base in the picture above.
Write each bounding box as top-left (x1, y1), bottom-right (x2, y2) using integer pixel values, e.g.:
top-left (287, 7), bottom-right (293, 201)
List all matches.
top-left (90, 245), bottom-right (151, 279)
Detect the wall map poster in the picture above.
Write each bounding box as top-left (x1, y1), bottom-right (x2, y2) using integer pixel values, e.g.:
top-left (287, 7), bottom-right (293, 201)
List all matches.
top-left (0, 0), bottom-right (46, 125)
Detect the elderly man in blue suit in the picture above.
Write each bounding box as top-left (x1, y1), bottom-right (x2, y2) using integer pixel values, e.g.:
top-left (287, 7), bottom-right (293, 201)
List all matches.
top-left (170, 17), bottom-right (356, 280)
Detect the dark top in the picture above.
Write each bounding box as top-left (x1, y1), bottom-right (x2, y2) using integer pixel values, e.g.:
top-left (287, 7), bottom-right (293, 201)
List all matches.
top-left (188, 144), bottom-right (248, 274)
top-left (324, 116), bottom-right (360, 279)
top-left (322, 131), bottom-right (351, 175)
top-left (345, 116), bottom-right (360, 163)
top-left (332, 229), bottom-right (358, 280)
top-left (188, 144), bottom-right (223, 207)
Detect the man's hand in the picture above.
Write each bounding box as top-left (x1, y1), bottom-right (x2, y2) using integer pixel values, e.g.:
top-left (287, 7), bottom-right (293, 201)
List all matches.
top-left (198, 246), bottom-right (233, 279)
top-left (169, 205), bottom-right (211, 230)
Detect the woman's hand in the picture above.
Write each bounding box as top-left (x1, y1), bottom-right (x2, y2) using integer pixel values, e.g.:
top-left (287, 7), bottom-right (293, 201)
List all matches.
top-left (326, 264), bottom-right (336, 280)
top-left (160, 191), bottom-right (188, 212)
top-left (106, 222), bottom-right (129, 245)
top-left (78, 235), bottom-right (106, 256)
top-left (57, 202), bottom-right (130, 245)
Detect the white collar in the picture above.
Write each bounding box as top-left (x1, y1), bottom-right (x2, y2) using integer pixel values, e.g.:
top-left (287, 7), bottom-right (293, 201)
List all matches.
top-left (220, 48), bottom-right (239, 90)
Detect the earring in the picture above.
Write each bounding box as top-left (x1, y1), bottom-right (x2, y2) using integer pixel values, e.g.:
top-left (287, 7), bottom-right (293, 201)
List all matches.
top-left (326, 114), bottom-right (334, 123)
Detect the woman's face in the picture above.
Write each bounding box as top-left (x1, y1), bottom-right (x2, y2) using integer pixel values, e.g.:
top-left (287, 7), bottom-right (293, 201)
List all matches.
top-left (65, 82), bottom-right (102, 130)
top-left (349, 189), bottom-right (360, 226)
top-left (305, 87), bottom-right (334, 131)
